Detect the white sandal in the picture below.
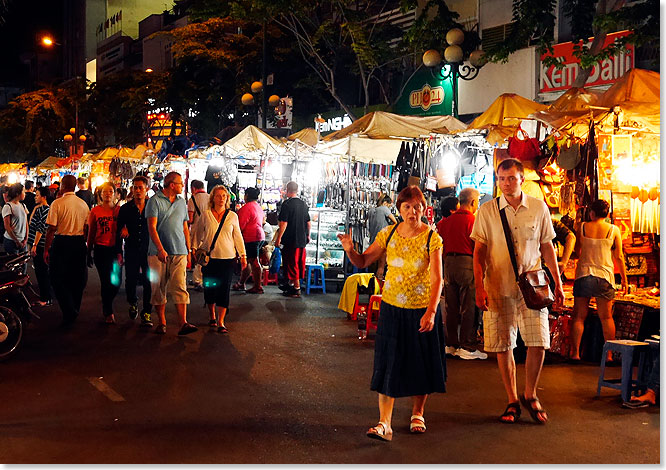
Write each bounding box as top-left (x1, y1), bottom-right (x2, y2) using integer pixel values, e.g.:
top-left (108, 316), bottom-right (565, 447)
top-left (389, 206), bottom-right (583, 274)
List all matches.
top-left (366, 422), bottom-right (393, 442)
top-left (409, 415), bottom-right (426, 433)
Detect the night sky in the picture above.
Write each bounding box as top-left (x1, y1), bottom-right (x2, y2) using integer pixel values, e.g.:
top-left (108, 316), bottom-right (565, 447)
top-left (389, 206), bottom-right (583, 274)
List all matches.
top-left (0, 0), bottom-right (63, 87)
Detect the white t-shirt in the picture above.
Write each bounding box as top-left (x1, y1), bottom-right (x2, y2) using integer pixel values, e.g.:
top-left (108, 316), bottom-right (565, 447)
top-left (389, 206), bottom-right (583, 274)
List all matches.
top-left (45, 192), bottom-right (90, 236)
top-left (2, 201), bottom-right (28, 242)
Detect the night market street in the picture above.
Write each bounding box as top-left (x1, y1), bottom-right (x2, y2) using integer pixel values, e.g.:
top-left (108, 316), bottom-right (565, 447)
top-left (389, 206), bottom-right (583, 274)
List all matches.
top-left (0, 269), bottom-right (658, 464)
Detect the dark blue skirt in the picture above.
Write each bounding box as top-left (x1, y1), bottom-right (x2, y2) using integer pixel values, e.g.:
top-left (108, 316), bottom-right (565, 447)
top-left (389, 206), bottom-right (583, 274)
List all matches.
top-left (370, 302), bottom-right (447, 398)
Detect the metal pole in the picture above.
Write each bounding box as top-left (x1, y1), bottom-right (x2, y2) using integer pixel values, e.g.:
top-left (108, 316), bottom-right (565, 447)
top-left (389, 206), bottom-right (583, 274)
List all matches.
top-left (261, 20), bottom-right (267, 129)
top-left (452, 65), bottom-right (459, 119)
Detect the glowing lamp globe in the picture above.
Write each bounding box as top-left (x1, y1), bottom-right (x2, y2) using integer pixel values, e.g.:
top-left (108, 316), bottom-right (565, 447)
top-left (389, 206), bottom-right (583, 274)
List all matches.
top-left (241, 93), bottom-right (255, 106)
top-left (251, 81), bottom-right (263, 93)
top-left (422, 49), bottom-right (442, 68)
top-left (444, 44), bottom-right (463, 63)
top-left (79, 135), bottom-right (87, 142)
top-left (69, 128), bottom-right (76, 135)
top-left (469, 50), bottom-right (486, 68)
top-left (446, 28), bottom-right (464, 46)
top-left (268, 95), bottom-right (280, 107)
top-left (63, 134), bottom-right (73, 142)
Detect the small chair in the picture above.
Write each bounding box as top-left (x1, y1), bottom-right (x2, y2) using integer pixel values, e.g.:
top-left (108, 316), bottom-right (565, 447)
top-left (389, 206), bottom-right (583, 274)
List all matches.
top-left (304, 264), bottom-right (326, 295)
top-left (262, 268), bottom-right (278, 286)
top-left (367, 294), bottom-right (382, 331)
top-left (597, 339), bottom-right (650, 402)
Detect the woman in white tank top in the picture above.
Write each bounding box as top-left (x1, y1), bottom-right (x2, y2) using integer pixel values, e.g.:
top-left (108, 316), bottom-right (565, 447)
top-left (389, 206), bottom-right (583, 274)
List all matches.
top-left (569, 200), bottom-right (628, 362)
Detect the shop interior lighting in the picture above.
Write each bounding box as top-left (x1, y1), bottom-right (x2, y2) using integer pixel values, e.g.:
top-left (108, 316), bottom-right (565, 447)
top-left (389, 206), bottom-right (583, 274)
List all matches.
top-left (615, 157), bottom-right (660, 188)
top-left (267, 161), bottom-right (283, 180)
top-left (7, 172), bottom-right (18, 184)
top-left (306, 159), bottom-right (322, 180)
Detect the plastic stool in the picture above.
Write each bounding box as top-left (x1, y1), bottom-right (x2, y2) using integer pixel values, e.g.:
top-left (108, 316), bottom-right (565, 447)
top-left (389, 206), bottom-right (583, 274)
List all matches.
top-left (597, 339), bottom-right (650, 402)
top-left (367, 294), bottom-right (382, 331)
top-left (262, 268), bottom-right (278, 286)
top-left (304, 264), bottom-right (326, 295)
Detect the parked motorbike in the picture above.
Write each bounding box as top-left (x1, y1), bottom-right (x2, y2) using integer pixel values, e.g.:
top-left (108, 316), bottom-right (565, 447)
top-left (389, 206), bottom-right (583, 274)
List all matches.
top-left (0, 253), bottom-right (40, 361)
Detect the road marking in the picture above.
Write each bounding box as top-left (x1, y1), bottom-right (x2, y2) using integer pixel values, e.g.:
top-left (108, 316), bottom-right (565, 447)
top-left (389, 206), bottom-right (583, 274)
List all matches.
top-left (88, 377), bottom-right (125, 402)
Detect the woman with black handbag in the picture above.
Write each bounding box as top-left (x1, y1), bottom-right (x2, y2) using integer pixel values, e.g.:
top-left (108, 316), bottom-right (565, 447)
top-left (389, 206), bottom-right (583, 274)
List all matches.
top-left (194, 185), bottom-right (246, 333)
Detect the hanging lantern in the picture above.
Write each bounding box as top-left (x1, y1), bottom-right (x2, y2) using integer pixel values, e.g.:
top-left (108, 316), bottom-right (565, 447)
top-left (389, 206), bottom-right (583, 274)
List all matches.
top-left (446, 28), bottom-right (464, 46)
top-left (251, 81), bottom-right (263, 93)
top-left (422, 49), bottom-right (442, 68)
top-left (241, 93), bottom-right (255, 106)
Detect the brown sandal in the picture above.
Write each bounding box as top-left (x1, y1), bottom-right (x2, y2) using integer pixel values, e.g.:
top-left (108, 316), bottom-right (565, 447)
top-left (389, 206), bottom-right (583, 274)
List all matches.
top-left (520, 395), bottom-right (548, 424)
top-left (499, 402), bottom-right (521, 423)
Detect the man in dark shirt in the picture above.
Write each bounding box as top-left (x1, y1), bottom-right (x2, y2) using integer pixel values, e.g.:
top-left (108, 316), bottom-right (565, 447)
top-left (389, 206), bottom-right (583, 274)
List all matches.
top-left (23, 180), bottom-right (36, 215)
top-left (76, 177), bottom-right (94, 209)
top-left (439, 187), bottom-right (487, 360)
top-left (275, 181), bottom-right (311, 298)
top-left (116, 175), bottom-right (152, 327)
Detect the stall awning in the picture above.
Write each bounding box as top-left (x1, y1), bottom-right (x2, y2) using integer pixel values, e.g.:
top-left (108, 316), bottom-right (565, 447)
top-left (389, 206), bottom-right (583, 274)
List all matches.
top-left (530, 87), bottom-right (603, 131)
top-left (287, 128), bottom-right (319, 147)
top-left (223, 125), bottom-right (283, 153)
top-left (466, 93), bottom-right (548, 145)
top-left (323, 111), bottom-right (467, 142)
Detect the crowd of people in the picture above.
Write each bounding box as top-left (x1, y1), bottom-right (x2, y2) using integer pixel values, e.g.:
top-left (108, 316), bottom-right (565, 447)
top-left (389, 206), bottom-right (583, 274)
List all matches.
top-left (340, 157), bottom-right (635, 440)
top-left (0, 158), bottom-right (648, 439)
top-left (0, 172), bottom-right (312, 336)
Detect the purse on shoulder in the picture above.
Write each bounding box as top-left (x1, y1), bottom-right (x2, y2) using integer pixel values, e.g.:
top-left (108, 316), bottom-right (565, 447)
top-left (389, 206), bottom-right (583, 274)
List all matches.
top-left (195, 210), bottom-right (229, 267)
top-left (496, 198), bottom-right (554, 310)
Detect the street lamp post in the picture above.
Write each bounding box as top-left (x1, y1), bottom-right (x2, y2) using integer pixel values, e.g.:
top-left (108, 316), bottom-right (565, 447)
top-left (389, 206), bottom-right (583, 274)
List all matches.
top-left (422, 28), bottom-right (486, 119)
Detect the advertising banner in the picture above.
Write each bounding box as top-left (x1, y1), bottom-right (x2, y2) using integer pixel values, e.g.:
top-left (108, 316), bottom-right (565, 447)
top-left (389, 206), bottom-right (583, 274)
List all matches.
top-left (395, 68), bottom-right (453, 116)
top-left (539, 31), bottom-right (634, 94)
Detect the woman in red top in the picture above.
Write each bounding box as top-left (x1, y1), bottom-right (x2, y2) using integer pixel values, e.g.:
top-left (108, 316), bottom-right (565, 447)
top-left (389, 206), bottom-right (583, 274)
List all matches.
top-left (87, 182), bottom-right (121, 323)
top-left (233, 187), bottom-right (266, 293)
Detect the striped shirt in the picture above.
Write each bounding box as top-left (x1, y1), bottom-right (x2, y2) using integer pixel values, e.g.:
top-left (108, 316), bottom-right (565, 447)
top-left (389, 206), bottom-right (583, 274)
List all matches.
top-left (28, 205), bottom-right (49, 248)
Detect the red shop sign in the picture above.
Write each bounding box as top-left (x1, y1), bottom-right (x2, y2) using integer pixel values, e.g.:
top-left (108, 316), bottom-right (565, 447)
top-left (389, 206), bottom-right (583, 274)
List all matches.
top-left (539, 30), bottom-right (634, 94)
top-left (425, 206), bottom-right (434, 224)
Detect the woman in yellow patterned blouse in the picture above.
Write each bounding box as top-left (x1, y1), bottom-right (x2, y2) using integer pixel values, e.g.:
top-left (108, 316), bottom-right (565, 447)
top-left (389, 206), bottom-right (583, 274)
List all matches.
top-left (338, 186), bottom-right (445, 442)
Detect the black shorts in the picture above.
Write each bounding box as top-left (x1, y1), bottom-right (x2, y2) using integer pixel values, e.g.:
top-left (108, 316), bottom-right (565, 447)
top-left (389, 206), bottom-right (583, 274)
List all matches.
top-left (573, 275), bottom-right (616, 300)
top-left (244, 241), bottom-right (263, 260)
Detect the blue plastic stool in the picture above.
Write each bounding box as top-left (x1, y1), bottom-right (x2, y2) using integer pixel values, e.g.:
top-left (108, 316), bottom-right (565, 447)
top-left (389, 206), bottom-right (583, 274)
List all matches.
top-left (597, 339), bottom-right (650, 402)
top-left (304, 264), bottom-right (326, 295)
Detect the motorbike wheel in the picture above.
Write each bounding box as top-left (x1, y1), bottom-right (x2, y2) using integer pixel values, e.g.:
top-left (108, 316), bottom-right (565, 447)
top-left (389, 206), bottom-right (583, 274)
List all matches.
top-left (0, 306), bottom-right (23, 361)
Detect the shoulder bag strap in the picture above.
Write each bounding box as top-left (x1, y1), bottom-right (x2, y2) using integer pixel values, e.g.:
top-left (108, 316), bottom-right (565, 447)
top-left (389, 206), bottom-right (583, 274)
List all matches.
top-left (191, 194), bottom-right (201, 217)
top-left (385, 221), bottom-right (401, 246)
top-left (496, 197), bottom-right (520, 282)
top-left (208, 210), bottom-right (230, 255)
top-left (426, 229), bottom-right (434, 256)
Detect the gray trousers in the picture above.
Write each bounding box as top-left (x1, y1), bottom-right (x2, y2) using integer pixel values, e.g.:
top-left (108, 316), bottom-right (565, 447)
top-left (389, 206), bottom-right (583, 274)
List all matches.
top-left (444, 255), bottom-right (478, 350)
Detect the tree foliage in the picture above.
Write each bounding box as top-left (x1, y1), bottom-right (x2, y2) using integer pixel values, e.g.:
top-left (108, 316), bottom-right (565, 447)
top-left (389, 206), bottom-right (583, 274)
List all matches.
top-left (483, 0), bottom-right (659, 84)
top-left (0, 85), bottom-right (74, 163)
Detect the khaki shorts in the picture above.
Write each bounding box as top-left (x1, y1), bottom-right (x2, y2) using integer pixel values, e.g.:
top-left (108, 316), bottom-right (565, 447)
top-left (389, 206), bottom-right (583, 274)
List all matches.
top-left (148, 255), bottom-right (190, 305)
top-left (483, 293), bottom-right (550, 353)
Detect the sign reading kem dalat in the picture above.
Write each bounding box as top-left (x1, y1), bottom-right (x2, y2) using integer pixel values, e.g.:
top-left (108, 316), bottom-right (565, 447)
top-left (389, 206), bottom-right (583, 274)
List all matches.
top-left (395, 68), bottom-right (453, 117)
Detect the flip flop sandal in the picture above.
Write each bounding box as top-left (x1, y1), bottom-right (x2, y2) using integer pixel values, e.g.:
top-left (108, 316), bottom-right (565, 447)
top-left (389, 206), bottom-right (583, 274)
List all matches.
top-left (246, 287), bottom-right (264, 294)
top-left (499, 402), bottom-right (521, 423)
top-left (208, 319), bottom-right (217, 327)
top-left (520, 395), bottom-right (548, 424)
top-left (409, 415), bottom-right (426, 433)
top-left (366, 422), bottom-right (393, 442)
top-left (231, 283), bottom-right (245, 291)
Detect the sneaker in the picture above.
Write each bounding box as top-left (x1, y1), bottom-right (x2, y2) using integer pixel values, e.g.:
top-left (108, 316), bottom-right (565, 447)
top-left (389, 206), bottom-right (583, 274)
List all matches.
top-left (455, 349), bottom-right (488, 360)
top-left (140, 312), bottom-right (153, 328)
top-left (445, 346), bottom-right (458, 357)
top-left (282, 286), bottom-right (301, 298)
top-left (128, 303), bottom-right (139, 320)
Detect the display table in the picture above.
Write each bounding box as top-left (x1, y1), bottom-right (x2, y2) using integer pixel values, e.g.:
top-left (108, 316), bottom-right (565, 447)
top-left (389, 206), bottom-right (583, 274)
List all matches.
top-left (553, 287), bottom-right (659, 362)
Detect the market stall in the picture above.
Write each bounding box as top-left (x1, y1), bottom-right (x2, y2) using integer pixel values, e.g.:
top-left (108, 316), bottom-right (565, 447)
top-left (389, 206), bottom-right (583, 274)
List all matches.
top-left (525, 68), bottom-right (660, 360)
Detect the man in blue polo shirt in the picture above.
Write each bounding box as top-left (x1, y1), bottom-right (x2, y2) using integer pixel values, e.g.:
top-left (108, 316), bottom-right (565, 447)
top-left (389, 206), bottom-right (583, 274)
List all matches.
top-left (146, 171), bottom-right (197, 336)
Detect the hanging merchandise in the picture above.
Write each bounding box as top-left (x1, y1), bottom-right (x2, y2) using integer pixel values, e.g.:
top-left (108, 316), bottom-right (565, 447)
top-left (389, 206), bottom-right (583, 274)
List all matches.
top-left (508, 127), bottom-right (541, 161)
top-left (557, 140), bottom-right (581, 171)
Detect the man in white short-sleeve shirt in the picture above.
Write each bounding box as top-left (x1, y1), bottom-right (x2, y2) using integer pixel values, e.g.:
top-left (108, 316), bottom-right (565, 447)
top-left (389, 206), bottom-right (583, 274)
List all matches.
top-left (43, 174), bottom-right (90, 327)
top-left (471, 158), bottom-right (564, 424)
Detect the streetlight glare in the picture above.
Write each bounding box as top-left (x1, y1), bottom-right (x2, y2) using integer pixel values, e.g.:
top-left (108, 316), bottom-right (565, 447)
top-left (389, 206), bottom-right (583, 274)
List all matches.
top-left (145, 68), bottom-right (153, 73)
top-left (41, 36), bottom-right (54, 46)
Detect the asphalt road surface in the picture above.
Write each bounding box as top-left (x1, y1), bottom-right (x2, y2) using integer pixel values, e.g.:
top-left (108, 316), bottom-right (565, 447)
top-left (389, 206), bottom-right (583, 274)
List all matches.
top-left (0, 268), bottom-right (659, 464)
